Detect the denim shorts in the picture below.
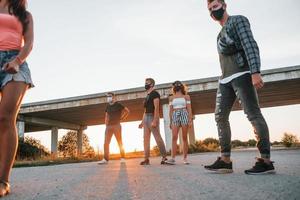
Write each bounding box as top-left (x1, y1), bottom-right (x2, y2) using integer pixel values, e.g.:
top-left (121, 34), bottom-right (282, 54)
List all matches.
top-left (0, 50), bottom-right (34, 90)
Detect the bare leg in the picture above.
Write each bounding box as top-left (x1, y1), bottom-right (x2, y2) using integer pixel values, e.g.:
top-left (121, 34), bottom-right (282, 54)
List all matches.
top-left (0, 82), bottom-right (28, 195)
top-left (171, 125), bottom-right (180, 159)
top-left (181, 125), bottom-right (189, 159)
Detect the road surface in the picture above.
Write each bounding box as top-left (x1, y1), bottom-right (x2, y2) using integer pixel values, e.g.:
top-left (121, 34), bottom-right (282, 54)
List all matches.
top-left (5, 149), bottom-right (300, 200)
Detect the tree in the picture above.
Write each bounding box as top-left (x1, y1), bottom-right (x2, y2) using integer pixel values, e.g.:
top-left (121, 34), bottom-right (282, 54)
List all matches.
top-left (58, 131), bottom-right (95, 158)
top-left (281, 133), bottom-right (299, 148)
top-left (247, 139), bottom-right (257, 147)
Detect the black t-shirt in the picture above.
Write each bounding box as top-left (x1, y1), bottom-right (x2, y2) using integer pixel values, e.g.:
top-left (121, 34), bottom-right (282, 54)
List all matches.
top-left (144, 90), bottom-right (160, 114)
top-left (105, 102), bottom-right (125, 125)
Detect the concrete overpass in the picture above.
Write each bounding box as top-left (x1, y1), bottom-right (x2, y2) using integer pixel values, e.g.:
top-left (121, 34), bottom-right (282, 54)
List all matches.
top-left (17, 65), bottom-right (300, 155)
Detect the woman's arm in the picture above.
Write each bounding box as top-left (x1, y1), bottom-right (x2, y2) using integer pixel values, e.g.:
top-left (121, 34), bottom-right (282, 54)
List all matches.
top-left (18, 12), bottom-right (34, 62)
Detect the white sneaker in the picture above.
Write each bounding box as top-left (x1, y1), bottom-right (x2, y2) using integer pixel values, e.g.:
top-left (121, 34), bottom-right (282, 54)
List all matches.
top-left (183, 159), bottom-right (190, 165)
top-left (120, 158), bottom-right (126, 163)
top-left (98, 159), bottom-right (108, 165)
top-left (165, 159), bottom-right (176, 165)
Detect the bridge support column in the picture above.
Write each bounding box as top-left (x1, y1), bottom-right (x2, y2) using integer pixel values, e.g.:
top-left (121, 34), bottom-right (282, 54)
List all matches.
top-left (51, 127), bottom-right (58, 157)
top-left (162, 104), bottom-right (172, 152)
top-left (188, 116), bottom-right (196, 145)
top-left (77, 128), bottom-right (83, 157)
top-left (17, 121), bottom-right (25, 141)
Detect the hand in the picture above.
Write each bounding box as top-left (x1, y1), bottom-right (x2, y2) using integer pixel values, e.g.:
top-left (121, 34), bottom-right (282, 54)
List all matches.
top-left (251, 73), bottom-right (264, 90)
top-left (3, 60), bottom-right (20, 74)
top-left (138, 122), bottom-right (144, 129)
top-left (188, 120), bottom-right (193, 128)
top-left (120, 114), bottom-right (128, 122)
top-left (151, 120), bottom-right (158, 128)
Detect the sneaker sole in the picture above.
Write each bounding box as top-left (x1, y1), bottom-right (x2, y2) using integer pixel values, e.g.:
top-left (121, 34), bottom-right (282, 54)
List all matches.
top-left (140, 163), bottom-right (150, 165)
top-left (165, 162), bottom-right (176, 165)
top-left (205, 168), bottom-right (233, 174)
top-left (97, 163), bottom-right (108, 165)
top-left (245, 170), bottom-right (276, 175)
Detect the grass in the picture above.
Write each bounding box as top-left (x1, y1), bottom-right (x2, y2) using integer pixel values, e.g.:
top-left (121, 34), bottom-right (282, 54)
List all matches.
top-left (13, 150), bottom-right (156, 168)
top-left (14, 157), bottom-right (100, 168)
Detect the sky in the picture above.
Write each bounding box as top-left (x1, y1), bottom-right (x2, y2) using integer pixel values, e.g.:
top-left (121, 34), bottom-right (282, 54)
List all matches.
top-left (25, 0), bottom-right (300, 153)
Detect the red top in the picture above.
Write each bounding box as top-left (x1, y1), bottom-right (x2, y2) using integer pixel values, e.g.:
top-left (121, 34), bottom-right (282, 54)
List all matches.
top-left (0, 13), bottom-right (23, 51)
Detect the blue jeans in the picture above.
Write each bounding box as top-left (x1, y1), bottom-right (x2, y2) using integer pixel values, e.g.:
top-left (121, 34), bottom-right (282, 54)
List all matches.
top-left (215, 73), bottom-right (270, 159)
top-left (0, 50), bottom-right (34, 90)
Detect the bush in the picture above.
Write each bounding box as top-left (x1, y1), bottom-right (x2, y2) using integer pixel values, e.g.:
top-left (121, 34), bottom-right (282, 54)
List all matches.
top-left (188, 140), bottom-right (219, 154)
top-left (17, 137), bottom-right (50, 160)
top-left (272, 141), bottom-right (282, 146)
top-left (188, 141), bottom-right (207, 154)
top-left (203, 138), bottom-right (219, 146)
top-left (152, 145), bottom-right (161, 156)
top-left (282, 133), bottom-right (299, 148)
top-left (205, 143), bottom-right (219, 151)
top-left (231, 140), bottom-right (247, 148)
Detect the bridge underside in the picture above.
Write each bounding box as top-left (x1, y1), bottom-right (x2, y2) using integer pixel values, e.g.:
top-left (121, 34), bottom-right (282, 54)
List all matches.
top-left (22, 78), bottom-right (300, 133)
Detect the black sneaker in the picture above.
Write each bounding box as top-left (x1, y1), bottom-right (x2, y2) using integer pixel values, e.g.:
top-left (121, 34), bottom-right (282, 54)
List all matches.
top-left (204, 157), bottom-right (233, 173)
top-left (245, 158), bottom-right (275, 175)
top-left (161, 157), bottom-right (168, 165)
top-left (140, 159), bottom-right (150, 165)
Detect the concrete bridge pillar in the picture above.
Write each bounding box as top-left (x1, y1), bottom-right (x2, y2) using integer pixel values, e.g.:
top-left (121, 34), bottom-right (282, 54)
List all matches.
top-left (162, 104), bottom-right (172, 152)
top-left (51, 127), bottom-right (59, 157)
top-left (188, 116), bottom-right (196, 145)
top-left (77, 128), bottom-right (83, 156)
top-left (17, 121), bottom-right (25, 140)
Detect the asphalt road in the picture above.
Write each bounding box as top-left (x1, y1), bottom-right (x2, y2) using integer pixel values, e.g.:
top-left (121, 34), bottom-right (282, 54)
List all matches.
top-left (4, 149), bottom-right (300, 200)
